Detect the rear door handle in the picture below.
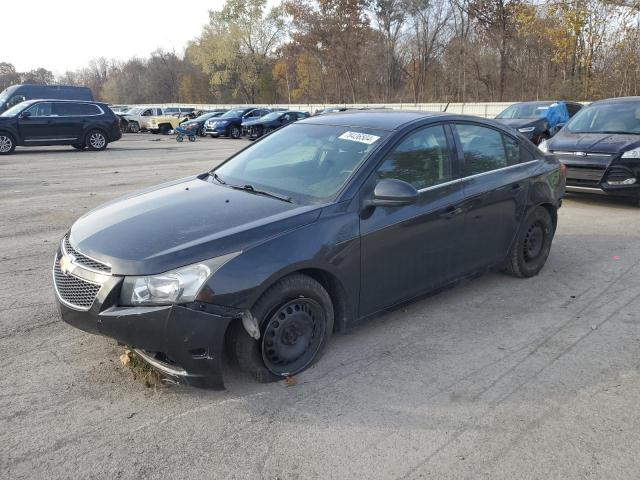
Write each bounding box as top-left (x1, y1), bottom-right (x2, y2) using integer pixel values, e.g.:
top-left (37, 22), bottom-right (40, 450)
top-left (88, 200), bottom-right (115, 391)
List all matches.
top-left (440, 206), bottom-right (463, 219)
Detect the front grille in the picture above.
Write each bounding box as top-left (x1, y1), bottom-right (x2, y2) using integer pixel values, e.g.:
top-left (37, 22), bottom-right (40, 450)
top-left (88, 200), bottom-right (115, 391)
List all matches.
top-left (53, 255), bottom-right (102, 310)
top-left (63, 234), bottom-right (111, 273)
top-left (566, 167), bottom-right (605, 187)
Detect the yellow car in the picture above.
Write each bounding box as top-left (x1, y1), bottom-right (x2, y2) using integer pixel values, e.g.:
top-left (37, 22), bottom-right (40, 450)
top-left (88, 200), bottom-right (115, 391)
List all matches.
top-left (145, 115), bottom-right (183, 135)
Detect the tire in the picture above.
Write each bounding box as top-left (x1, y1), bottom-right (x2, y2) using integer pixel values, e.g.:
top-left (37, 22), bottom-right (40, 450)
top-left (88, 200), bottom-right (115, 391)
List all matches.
top-left (72, 144), bottom-right (86, 150)
top-left (85, 130), bottom-right (108, 151)
top-left (199, 126), bottom-right (207, 137)
top-left (128, 122), bottom-right (140, 133)
top-left (228, 273), bottom-right (334, 383)
top-left (229, 125), bottom-right (241, 139)
top-left (159, 124), bottom-right (171, 135)
top-left (0, 133), bottom-right (16, 155)
top-left (504, 206), bottom-right (554, 278)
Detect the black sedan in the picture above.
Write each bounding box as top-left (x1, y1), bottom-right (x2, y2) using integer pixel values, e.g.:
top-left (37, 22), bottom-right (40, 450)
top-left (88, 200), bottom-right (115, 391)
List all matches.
top-left (53, 111), bottom-right (564, 388)
top-left (540, 96), bottom-right (640, 206)
top-left (179, 111), bottom-right (227, 137)
top-left (496, 101), bottom-right (583, 145)
top-left (241, 110), bottom-right (310, 138)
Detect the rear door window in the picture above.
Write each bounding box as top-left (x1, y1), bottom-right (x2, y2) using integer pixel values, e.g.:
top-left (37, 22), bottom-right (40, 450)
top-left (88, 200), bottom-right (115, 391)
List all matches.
top-left (55, 103), bottom-right (101, 116)
top-left (454, 124), bottom-right (508, 176)
top-left (376, 124), bottom-right (454, 190)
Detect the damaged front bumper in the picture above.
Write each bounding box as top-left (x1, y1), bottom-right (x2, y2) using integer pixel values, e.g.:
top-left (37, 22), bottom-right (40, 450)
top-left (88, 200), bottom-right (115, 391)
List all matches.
top-left (53, 245), bottom-right (238, 389)
top-left (59, 302), bottom-right (234, 388)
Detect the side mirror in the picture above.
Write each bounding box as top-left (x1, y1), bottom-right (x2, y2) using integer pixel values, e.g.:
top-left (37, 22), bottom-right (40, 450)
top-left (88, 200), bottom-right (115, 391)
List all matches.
top-left (19, 111), bottom-right (31, 119)
top-left (364, 179), bottom-right (419, 207)
top-left (556, 122), bottom-right (566, 130)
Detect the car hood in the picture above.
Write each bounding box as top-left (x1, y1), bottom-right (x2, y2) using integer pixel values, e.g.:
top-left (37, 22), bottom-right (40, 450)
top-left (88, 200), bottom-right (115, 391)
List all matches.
top-left (214, 117), bottom-right (240, 123)
top-left (495, 118), bottom-right (545, 130)
top-left (69, 175), bottom-right (322, 275)
top-left (548, 131), bottom-right (640, 154)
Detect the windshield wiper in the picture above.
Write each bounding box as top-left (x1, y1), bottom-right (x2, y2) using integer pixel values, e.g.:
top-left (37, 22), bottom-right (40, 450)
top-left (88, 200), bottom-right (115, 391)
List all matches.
top-left (210, 172), bottom-right (226, 184)
top-left (229, 184), bottom-right (292, 203)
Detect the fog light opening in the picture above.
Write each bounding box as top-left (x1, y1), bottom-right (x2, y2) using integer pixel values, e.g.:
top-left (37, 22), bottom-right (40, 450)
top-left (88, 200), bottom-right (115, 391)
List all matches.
top-left (607, 178), bottom-right (637, 186)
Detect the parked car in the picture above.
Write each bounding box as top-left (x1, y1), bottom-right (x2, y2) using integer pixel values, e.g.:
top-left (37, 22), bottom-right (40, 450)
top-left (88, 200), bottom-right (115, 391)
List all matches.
top-left (0, 84), bottom-right (94, 113)
top-left (242, 110), bottom-right (310, 138)
top-left (53, 110), bottom-right (564, 388)
top-left (120, 106), bottom-right (165, 133)
top-left (164, 107), bottom-right (195, 117)
top-left (205, 107), bottom-right (271, 139)
top-left (495, 101), bottom-right (583, 145)
top-left (0, 99), bottom-right (121, 154)
top-left (146, 114), bottom-right (184, 134)
top-left (180, 111), bottom-right (227, 137)
top-left (539, 96), bottom-right (640, 206)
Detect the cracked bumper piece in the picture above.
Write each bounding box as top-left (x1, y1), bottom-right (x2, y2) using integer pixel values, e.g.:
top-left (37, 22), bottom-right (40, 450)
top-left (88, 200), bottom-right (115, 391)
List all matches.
top-left (59, 302), bottom-right (234, 389)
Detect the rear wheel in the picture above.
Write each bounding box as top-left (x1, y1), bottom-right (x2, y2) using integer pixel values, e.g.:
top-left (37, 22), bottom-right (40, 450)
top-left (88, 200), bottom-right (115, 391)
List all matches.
top-left (159, 124), bottom-right (171, 135)
top-left (86, 130), bottom-right (108, 151)
top-left (228, 274), bottom-right (334, 382)
top-left (229, 125), bottom-right (241, 139)
top-left (0, 133), bottom-right (15, 155)
top-left (504, 206), bottom-right (554, 278)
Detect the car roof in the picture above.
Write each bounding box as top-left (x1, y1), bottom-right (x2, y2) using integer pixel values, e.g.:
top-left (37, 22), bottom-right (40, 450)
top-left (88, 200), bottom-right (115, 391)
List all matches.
top-left (299, 109), bottom-right (452, 131)
top-left (590, 96), bottom-right (640, 105)
top-left (20, 99), bottom-right (103, 105)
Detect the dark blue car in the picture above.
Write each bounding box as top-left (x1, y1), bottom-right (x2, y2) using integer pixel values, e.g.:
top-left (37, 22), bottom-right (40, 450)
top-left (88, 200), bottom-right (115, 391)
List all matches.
top-left (204, 107), bottom-right (271, 139)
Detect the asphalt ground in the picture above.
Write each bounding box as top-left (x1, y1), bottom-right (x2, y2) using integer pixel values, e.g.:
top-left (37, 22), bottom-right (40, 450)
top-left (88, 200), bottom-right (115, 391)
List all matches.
top-left (1, 134), bottom-right (639, 479)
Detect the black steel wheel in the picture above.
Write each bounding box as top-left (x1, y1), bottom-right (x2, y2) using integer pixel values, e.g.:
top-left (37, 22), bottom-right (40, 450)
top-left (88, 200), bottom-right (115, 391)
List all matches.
top-left (261, 298), bottom-right (326, 376)
top-left (504, 206), bottom-right (554, 278)
top-left (228, 273), bottom-right (334, 382)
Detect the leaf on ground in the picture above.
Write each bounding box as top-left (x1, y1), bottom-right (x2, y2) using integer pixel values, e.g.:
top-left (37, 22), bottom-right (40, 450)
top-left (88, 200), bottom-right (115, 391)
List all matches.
top-left (285, 376), bottom-right (297, 386)
top-left (119, 350), bottom-right (133, 366)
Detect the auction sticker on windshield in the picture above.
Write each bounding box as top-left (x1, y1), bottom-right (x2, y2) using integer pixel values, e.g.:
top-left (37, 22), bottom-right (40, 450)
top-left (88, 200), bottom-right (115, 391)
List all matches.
top-left (339, 131), bottom-right (380, 144)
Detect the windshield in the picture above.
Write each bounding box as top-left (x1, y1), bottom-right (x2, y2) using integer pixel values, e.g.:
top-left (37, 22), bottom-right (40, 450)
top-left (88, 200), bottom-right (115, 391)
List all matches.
top-left (0, 86), bottom-right (16, 104)
top-left (126, 107), bottom-right (142, 115)
top-left (213, 124), bottom-right (388, 203)
top-left (0, 101), bottom-right (29, 117)
top-left (566, 102), bottom-right (640, 134)
top-left (221, 108), bottom-right (247, 118)
top-left (259, 112), bottom-right (282, 121)
top-left (193, 113), bottom-right (215, 122)
top-left (497, 103), bottom-right (552, 119)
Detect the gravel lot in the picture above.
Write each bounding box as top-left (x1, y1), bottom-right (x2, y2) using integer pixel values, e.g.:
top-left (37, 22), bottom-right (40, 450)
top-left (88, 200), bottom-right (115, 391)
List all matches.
top-left (1, 134), bottom-right (639, 479)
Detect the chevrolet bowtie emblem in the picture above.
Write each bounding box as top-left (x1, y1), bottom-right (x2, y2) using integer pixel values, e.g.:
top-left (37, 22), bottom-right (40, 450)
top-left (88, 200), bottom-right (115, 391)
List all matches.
top-left (59, 255), bottom-right (72, 275)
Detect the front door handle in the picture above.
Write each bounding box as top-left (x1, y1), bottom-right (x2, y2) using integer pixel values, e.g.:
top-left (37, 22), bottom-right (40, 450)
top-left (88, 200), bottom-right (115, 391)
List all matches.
top-left (440, 206), bottom-right (463, 220)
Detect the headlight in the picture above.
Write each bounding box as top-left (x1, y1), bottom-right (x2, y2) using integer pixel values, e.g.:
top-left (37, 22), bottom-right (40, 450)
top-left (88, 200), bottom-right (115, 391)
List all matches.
top-left (518, 127), bottom-right (536, 133)
top-left (538, 139), bottom-right (549, 153)
top-left (621, 148), bottom-right (640, 159)
top-left (120, 252), bottom-right (240, 306)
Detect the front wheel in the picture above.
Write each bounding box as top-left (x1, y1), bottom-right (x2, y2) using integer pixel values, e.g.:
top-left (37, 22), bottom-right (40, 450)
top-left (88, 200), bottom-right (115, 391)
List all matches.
top-left (228, 274), bottom-right (334, 382)
top-left (128, 122), bottom-right (140, 133)
top-left (0, 133), bottom-right (16, 155)
top-left (229, 125), bottom-right (241, 139)
top-left (504, 206), bottom-right (554, 278)
top-left (199, 126), bottom-right (207, 137)
top-left (86, 130), bottom-right (108, 151)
